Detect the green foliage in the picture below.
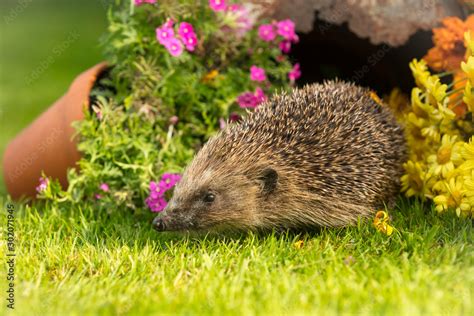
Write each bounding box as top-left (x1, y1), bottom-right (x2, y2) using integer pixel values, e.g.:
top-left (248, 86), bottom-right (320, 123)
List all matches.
top-left (37, 0), bottom-right (294, 212)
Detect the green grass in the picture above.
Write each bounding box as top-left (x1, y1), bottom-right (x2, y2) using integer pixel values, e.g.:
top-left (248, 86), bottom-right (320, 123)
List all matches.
top-left (0, 197), bottom-right (472, 315)
top-left (0, 1), bottom-right (473, 315)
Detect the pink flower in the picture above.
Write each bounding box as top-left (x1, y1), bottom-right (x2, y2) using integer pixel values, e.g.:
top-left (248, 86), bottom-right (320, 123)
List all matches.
top-left (99, 183), bottom-right (110, 192)
top-left (146, 196), bottom-right (168, 213)
top-left (183, 34), bottom-right (198, 51)
top-left (219, 112), bottom-right (242, 129)
top-left (134, 0), bottom-right (156, 5)
top-left (165, 38), bottom-right (184, 57)
top-left (227, 4), bottom-right (254, 36)
top-left (95, 194), bottom-right (102, 200)
top-left (258, 24), bottom-right (276, 42)
top-left (96, 110), bottom-right (103, 120)
top-left (176, 22), bottom-right (198, 51)
top-left (178, 22), bottom-right (195, 38)
top-left (250, 65), bottom-right (266, 82)
top-left (156, 25), bottom-right (174, 45)
top-left (160, 173), bottom-right (182, 190)
top-left (209, 0), bottom-right (226, 11)
top-left (229, 112), bottom-right (241, 122)
top-left (36, 177), bottom-right (49, 193)
top-left (237, 88), bottom-right (267, 109)
top-left (254, 88), bottom-right (267, 104)
top-left (219, 118), bottom-right (227, 130)
top-left (146, 174), bottom-right (182, 213)
top-left (279, 40), bottom-right (292, 54)
top-left (227, 4), bottom-right (241, 11)
top-left (276, 19), bottom-right (297, 40)
top-left (169, 116), bottom-right (179, 125)
top-left (237, 91), bottom-right (257, 108)
top-left (149, 181), bottom-right (165, 199)
top-left (288, 63), bottom-right (301, 82)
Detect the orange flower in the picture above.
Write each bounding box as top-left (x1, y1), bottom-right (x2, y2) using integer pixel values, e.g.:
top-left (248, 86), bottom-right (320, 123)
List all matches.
top-left (423, 15), bottom-right (474, 117)
top-left (423, 15), bottom-right (474, 72)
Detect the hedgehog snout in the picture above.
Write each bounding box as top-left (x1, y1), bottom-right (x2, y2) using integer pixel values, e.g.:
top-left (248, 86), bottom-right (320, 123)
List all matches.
top-left (152, 216), bottom-right (168, 231)
top-left (153, 201), bottom-right (196, 231)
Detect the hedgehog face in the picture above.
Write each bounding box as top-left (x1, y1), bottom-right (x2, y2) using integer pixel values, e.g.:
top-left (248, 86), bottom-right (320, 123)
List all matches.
top-left (152, 166), bottom-right (279, 232)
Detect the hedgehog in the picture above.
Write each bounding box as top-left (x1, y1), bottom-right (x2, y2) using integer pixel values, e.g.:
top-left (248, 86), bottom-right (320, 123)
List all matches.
top-left (152, 81), bottom-right (407, 232)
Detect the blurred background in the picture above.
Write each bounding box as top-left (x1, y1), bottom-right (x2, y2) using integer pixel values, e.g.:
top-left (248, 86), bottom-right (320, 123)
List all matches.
top-left (0, 0), bottom-right (107, 195)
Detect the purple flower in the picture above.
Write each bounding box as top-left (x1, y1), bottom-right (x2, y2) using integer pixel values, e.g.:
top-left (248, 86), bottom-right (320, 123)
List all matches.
top-left (156, 24), bottom-right (175, 45)
top-left (279, 40), bottom-right (292, 54)
top-left (165, 38), bottom-right (184, 57)
top-left (288, 63), bottom-right (301, 82)
top-left (36, 177), bottom-right (49, 193)
top-left (209, 0), bottom-right (226, 11)
top-left (99, 183), bottom-right (110, 192)
top-left (250, 65), bottom-right (266, 82)
top-left (276, 19), bottom-right (296, 40)
top-left (134, 0), bottom-right (156, 5)
top-left (258, 24), bottom-right (276, 42)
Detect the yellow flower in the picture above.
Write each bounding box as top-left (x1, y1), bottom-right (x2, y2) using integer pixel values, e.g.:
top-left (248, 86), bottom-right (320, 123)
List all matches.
top-left (293, 240), bottom-right (304, 249)
top-left (461, 55), bottom-right (474, 81)
top-left (384, 88), bottom-right (410, 120)
top-left (411, 88), bottom-right (431, 118)
top-left (373, 211), bottom-right (396, 236)
top-left (425, 76), bottom-right (448, 105)
top-left (463, 80), bottom-right (474, 112)
top-left (427, 135), bottom-right (458, 178)
top-left (433, 177), bottom-right (472, 216)
top-left (463, 170), bottom-right (474, 211)
top-left (458, 138), bottom-right (474, 171)
top-left (401, 160), bottom-right (431, 197)
top-left (410, 59), bottom-right (430, 88)
top-left (202, 69), bottom-right (219, 83)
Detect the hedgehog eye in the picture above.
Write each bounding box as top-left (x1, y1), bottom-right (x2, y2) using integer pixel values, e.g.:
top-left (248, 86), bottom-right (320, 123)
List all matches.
top-left (203, 192), bottom-right (215, 203)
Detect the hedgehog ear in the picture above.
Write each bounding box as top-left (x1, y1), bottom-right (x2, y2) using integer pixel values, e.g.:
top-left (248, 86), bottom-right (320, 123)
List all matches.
top-left (258, 167), bottom-right (278, 196)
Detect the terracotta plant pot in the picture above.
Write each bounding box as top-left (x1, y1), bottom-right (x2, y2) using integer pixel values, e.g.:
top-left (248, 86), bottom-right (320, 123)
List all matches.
top-left (2, 62), bottom-right (108, 200)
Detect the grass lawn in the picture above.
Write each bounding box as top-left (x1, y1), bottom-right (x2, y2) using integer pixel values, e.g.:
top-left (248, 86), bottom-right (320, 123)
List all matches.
top-left (0, 1), bottom-right (473, 315)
